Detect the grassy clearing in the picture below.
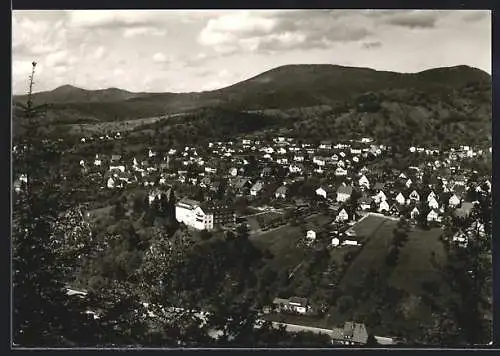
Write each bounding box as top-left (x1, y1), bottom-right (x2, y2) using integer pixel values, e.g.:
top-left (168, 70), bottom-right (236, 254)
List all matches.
top-left (339, 218), bottom-right (397, 290)
top-left (389, 227), bottom-right (445, 295)
top-left (324, 214), bottom-right (448, 335)
top-left (251, 224), bottom-right (306, 270)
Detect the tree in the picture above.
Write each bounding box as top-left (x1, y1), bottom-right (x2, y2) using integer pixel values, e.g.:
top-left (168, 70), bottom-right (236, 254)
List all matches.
top-left (13, 62), bottom-right (96, 346)
top-left (200, 229), bottom-right (212, 241)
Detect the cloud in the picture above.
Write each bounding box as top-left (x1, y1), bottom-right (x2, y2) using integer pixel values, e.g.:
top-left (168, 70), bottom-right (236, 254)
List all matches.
top-left (91, 46), bottom-right (106, 60)
top-left (123, 26), bottom-right (167, 38)
top-left (383, 10), bottom-right (440, 29)
top-left (197, 11), bottom-right (371, 54)
top-left (461, 11), bottom-right (490, 23)
top-left (68, 10), bottom-right (156, 29)
top-left (362, 41), bottom-right (382, 49)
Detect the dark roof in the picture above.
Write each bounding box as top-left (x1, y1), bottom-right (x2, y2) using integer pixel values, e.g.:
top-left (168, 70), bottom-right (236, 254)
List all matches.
top-left (374, 182), bottom-right (385, 190)
top-left (454, 202), bottom-right (474, 218)
top-left (337, 185), bottom-right (353, 195)
top-left (357, 196), bottom-right (373, 204)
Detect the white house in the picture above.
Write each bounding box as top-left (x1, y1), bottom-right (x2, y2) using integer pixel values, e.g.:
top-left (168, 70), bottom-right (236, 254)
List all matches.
top-left (409, 190), bottom-right (420, 201)
top-left (275, 186), bottom-right (288, 199)
top-left (427, 210), bottom-right (441, 222)
top-left (289, 164), bottom-right (303, 174)
top-left (229, 167), bottom-right (238, 177)
top-left (109, 165), bottom-right (125, 173)
top-left (336, 186), bottom-right (353, 203)
top-left (336, 208), bottom-right (349, 222)
top-left (316, 187), bottom-right (328, 199)
top-left (427, 191), bottom-right (437, 202)
top-left (107, 177), bottom-right (115, 189)
top-left (378, 200), bottom-right (390, 213)
top-left (428, 197), bottom-right (440, 210)
top-left (448, 194), bottom-right (461, 208)
top-left (358, 175), bottom-right (370, 189)
top-left (331, 237), bottom-right (340, 247)
top-left (306, 230), bottom-right (317, 244)
top-left (405, 179), bottom-right (413, 188)
top-left (250, 181), bottom-right (265, 196)
top-left (373, 190), bottom-right (387, 204)
top-left (313, 156), bottom-right (327, 166)
top-left (410, 207), bottom-right (420, 219)
top-left (452, 230), bottom-right (468, 247)
top-left (176, 199), bottom-right (235, 231)
top-left (395, 192), bottom-right (406, 205)
top-left (335, 167), bottom-right (348, 176)
top-left (342, 239), bottom-right (359, 246)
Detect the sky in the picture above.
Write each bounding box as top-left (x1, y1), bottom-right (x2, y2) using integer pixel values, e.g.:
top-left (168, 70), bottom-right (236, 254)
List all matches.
top-left (12, 9), bottom-right (491, 95)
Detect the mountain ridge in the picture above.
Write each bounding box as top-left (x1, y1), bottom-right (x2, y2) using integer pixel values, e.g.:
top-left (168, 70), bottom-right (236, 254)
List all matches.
top-left (12, 63), bottom-right (491, 125)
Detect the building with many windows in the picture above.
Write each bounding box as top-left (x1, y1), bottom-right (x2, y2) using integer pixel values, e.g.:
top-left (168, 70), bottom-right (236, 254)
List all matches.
top-left (175, 198), bottom-right (235, 231)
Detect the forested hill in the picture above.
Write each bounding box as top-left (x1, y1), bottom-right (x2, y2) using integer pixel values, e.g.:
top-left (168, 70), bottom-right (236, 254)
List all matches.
top-left (12, 64), bottom-right (491, 123)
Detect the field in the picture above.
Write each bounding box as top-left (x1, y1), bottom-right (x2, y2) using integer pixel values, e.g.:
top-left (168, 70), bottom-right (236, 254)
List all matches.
top-left (251, 224), bottom-right (305, 270)
top-left (325, 214), bottom-right (448, 335)
top-left (249, 213), bottom-right (332, 270)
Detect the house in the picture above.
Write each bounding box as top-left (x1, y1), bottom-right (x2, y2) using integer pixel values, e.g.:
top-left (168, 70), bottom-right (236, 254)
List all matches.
top-left (273, 297), bottom-right (309, 314)
top-left (336, 208), bottom-right (350, 222)
top-left (306, 230), bottom-right (317, 244)
top-left (358, 175), bottom-right (370, 189)
top-left (289, 164), bottom-right (304, 174)
top-left (313, 156), bottom-right (327, 166)
top-left (331, 237), bottom-right (340, 247)
top-left (94, 154), bottom-right (102, 166)
top-left (410, 207), bottom-right (420, 219)
top-left (373, 182), bottom-right (385, 192)
top-left (428, 196), bottom-right (440, 210)
top-left (261, 167), bottom-right (273, 178)
top-left (342, 239), bottom-right (359, 246)
top-left (390, 204), bottom-right (403, 216)
top-left (332, 322), bottom-right (369, 345)
top-left (336, 185), bottom-right (353, 203)
top-left (395, 192), bottom-right (406, 205)
top-left (111, 154), bottom-right (122, 163)
top-left (230, 177), bottom-right (252, 195)
top-left (335, 167), bottom-right (348, 176)
top-left (275, 185), bottom-right (289, 199)
top-left (373, 190), bottom-right (387, 204)
top-left (175, 199), bottom-right (235, 230)
top-left (106, 177), bottom-right (115, 189)
top-left (452, 230), bottom-right (468, 247)
top-left (448, 194), bottom-right (461, 208)
top-left (378, 200), bottom-right (390, 213)
top-left (409, 190), bottom-right (420, 201)
top-left (427, 209), bottom-right (441, 222)
top-left (357, 196), bottom-right (373, 210)
top-left (109, 165), bottom-right (125, 173)
top-left (319, 141), bottom-right (333, 150)
top-left (405, 178), bottom-right (413, 188)
top-left (229, 167), bottom-right (238, 177)
top-left (250, 181), bottom-right (265, 196)
top-left (427, 191), bottom-right (437, 202)
top-left (316, 187), bottom-right (328, 199)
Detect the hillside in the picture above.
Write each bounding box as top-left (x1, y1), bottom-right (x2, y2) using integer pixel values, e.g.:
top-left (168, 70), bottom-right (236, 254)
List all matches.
top-left (12, 64), bottom-right (491, 124)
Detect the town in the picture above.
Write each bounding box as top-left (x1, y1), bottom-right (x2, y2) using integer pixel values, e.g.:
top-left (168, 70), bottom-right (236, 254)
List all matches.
top-left (13, 128), bottom-right (492, 345)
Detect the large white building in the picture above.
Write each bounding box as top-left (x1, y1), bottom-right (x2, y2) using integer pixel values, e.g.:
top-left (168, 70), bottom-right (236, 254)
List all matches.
top-left (175, 198), bottom-right (235, 231)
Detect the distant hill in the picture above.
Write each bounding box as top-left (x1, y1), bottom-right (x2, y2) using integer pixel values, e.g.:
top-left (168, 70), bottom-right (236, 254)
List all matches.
top-left (12, 64), bottom-right (491, 124)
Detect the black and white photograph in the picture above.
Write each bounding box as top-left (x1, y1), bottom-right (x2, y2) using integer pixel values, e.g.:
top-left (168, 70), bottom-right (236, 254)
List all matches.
top-left (11, 9), bottom-right (492, 348)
